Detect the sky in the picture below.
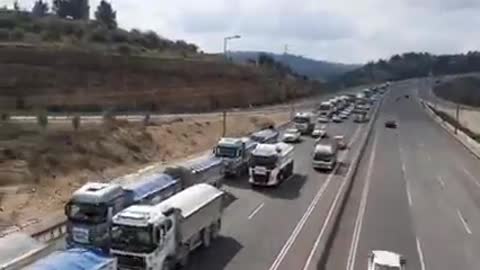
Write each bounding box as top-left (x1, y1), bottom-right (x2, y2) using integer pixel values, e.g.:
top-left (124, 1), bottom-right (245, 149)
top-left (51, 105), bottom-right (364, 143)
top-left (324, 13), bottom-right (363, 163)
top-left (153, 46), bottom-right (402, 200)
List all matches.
top-left (9, 0), bottom-right (480, 64)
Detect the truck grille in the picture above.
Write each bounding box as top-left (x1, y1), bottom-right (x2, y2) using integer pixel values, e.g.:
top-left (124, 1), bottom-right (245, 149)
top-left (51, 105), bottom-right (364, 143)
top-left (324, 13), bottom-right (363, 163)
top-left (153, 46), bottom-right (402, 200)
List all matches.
top-left (116, 254), bottom-right (146, 269)
top-left (253, 172), bottom-right (270, 183)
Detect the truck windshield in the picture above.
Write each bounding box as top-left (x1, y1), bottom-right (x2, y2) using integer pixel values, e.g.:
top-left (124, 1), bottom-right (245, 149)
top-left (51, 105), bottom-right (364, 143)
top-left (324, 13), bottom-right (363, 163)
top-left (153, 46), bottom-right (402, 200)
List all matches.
top-left (66, 202), bottom-right (108, 224)
top-left (216, 146), bottom-right (238, 158)
top-left (111, 225), bottom-right (156, 253)
top-left (252, 155), bottom-right (277, 168)
top-left (314, 152), bottom-right (334, 162)
top-left (293, 117), bottom-right (309, 123)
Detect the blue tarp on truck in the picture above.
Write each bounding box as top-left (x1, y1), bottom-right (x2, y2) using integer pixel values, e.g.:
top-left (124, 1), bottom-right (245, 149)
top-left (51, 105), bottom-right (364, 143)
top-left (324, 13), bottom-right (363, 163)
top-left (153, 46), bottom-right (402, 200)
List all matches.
top-left (124, 172), bottom-right (181, 204)
top-left (25, 248), bottom-right (116, 270)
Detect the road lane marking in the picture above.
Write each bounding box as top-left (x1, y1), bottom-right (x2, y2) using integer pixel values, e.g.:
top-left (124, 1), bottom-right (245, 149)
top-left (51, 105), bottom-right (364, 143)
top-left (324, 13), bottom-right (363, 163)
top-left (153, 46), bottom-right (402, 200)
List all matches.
top-left (346, 133), bottom-right (379, 270)
top-left (269, 126), bottom-right (362, 270)
top-left (461, 167), bottom-right (480, 189)
top-left (436, 176), bottom-right (446, 189)
top-left (406, 181), bottom-right (413, 207)
top-left (456, 209), bottom-right (472, 235)
top-left (301, 141), bottom-right (361, 270)
top-left (416, 238), bottom-right (426, 270)
top-left (248, 203), bottom-right (264, 220)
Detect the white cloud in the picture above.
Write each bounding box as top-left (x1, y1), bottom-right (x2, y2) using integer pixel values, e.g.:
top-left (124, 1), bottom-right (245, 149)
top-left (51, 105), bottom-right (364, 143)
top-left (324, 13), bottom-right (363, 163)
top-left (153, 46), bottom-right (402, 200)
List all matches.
top-left (9, 0), bottom-right (480, 63)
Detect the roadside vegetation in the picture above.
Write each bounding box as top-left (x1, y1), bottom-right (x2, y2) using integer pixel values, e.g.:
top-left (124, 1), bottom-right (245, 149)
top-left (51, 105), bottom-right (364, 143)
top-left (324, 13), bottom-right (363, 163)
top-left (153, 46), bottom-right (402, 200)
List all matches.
top-left (427, 104), bottom-right (480, 142)
top-left (0, 0), bottom-right (198, 57)
top-left (433, 76), bottom-right (480, 107)
top-left (334, 52), bottom-right (480, 87)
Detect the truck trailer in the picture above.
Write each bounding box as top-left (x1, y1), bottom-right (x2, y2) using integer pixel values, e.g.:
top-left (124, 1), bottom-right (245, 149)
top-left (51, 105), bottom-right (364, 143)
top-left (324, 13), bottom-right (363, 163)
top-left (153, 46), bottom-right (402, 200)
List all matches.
top-left (25, 248), bottom-right (117, 270)
top-left (110, 183), bottom-right (225, 269)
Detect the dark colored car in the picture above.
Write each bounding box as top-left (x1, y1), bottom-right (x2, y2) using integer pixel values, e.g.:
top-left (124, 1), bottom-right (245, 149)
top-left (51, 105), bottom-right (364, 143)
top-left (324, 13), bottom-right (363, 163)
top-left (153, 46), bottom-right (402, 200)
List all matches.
top-left (385, 120), bottom-right (398, 128)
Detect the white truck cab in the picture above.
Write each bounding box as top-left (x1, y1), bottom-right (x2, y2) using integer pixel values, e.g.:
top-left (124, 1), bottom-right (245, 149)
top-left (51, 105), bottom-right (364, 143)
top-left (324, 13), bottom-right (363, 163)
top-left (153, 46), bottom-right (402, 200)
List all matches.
top-left (312, 142), bottom-right (338, 171)
top-left (368, 250), bottom-right (406, 270)
top-left (249, 143), bottom-right (294, 186)
top-left (110, 184), bottom-right (224, 270)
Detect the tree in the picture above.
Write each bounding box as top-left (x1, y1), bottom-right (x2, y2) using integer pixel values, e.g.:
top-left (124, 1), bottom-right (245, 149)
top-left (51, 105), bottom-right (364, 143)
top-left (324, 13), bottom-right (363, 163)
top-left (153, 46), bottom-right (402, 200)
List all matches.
top-left (94, 0), bottom-right (117, 29)
top-left (53, 0), bottom-right (89, 20)
top-left (32, 0), bottom-right (49, 17)
top-left (13, 1), bottom-right (19, 12)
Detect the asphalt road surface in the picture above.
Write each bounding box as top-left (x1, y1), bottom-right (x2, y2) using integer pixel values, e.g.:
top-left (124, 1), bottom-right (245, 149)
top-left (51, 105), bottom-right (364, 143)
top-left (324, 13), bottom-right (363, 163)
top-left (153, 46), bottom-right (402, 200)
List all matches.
top-left (184, 107), bottom-right (374, 270)
top-left (323, 80), bottom-right (480, 270)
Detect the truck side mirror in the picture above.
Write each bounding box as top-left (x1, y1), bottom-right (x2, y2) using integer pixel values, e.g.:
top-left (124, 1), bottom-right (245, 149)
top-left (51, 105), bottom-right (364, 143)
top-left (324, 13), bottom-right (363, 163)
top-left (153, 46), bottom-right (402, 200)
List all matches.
top-left (212, 148), bottom-right (216, 154)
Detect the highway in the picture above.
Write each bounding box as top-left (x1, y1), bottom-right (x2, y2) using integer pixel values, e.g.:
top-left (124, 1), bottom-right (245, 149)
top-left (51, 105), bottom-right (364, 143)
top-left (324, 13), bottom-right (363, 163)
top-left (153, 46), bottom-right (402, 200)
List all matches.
top-left (323, 80), bottom-right (480, 270)
top-left (184, 105), bottom-right (373, 270)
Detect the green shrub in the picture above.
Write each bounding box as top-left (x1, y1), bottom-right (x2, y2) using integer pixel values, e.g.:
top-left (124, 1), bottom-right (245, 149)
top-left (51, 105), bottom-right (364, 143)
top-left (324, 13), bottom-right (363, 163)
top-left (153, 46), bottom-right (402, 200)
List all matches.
top-left (0, 28), bottom-right (9, 41)
top-left (0, 16), bottom-right (16, 29)
top-left (36, 109), bottom-right (48, 129)
top-left (0, 112), bottom-right (10, 121)
top-left (89, 27), bottom-right (108, 43)
top-left (117, 44), bottom-right (132, 55)
top-left (41, 29), bottom-right (61, 41)
top-left (111, 29), bottom-right (128, 43)
top-left (72, 115), bottom-right (81, 131)
top-left (10, 28), bottom-right (24, 41)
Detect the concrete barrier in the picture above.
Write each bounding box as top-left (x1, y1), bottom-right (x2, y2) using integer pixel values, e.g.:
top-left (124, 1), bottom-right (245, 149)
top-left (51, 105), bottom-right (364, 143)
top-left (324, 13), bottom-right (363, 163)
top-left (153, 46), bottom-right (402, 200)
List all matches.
top-left (421, 100), bottom-right (480, 160)
top-left (314, 91), bottom-right (385, 269)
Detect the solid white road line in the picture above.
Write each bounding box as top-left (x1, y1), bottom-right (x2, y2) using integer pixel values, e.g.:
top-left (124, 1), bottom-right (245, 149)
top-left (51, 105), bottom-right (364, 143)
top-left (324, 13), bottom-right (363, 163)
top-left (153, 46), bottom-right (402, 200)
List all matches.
top-left (269, 126), bottom-right (362, 270)
top-left (345, 133), bottom-right (379, 270)
top-left (416, 238), bottom-right (427, 270)
top-left (248, 203), bottom-right (264, 220)
top-left (461, 167), bottom-right (480, 189)
top-left (436, 176), bottom-right (446, 189)
top-left (406, 181), bottom-right (413, 207)
top-left (301, 139), bottom-right (362, 270)
top-left (456, 209), bottom-right (473, 235)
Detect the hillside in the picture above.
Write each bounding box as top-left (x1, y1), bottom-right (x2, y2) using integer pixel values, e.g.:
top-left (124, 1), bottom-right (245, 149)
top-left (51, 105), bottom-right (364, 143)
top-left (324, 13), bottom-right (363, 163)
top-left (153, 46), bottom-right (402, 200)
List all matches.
top-left (230, 51), bottom-right (359, 81)
top-left (434, 75), bottom-right (480, 107)
top-left (335, 52), bottom-right (480, 87)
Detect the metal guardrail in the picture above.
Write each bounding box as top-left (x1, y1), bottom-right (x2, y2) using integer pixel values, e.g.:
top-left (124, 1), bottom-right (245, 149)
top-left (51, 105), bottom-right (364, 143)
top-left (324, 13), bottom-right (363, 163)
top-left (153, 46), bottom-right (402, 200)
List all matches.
top-left (31, 221), bottom-right (67, 243)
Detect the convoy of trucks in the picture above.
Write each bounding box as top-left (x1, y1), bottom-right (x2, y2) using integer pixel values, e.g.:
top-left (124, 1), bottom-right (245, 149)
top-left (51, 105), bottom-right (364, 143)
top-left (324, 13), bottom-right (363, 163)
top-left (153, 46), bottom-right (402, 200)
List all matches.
top-left (14, 83), bottom-right (389, 270)
top-left (249, 142), bottom-right (295, 186)
top-left (65, 155), bottom-right (224, 251)
top-left (110, 184), bottom-right (225, 270)
top-left (214, 137), bottom-right (257, 178)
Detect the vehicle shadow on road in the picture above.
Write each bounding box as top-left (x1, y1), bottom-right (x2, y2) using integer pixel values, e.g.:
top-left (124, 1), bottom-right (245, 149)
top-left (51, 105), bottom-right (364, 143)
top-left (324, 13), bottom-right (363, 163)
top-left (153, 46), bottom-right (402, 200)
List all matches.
top-left (184, 236), bottom-right (243, 270)
top-left (253, 173), bottom-right (307, 200)
top-left (222, 175), bottom-right (251, 190)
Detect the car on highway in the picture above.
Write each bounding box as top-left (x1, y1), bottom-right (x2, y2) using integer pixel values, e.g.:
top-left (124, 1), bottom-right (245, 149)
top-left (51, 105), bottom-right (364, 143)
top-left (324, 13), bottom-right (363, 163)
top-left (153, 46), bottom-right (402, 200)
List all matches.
top-left (332, 115), bottom-right (342, 123)
top-left (385, 120), bottom-right (398, 129)
top-left (339, 111), bottom-right (349, 119)
top-left (282, 128), bottom-right (301, 143)
top-left (317, 116), bottom-right (330, 123)
top-left (334, 135), bottom-right (347, 150)
top-left (312, 125), bottom-right (327, 138)
top-left (354, 113), bottom-right (368, 123)
top-left (368, 250), bottom-right (406, 270)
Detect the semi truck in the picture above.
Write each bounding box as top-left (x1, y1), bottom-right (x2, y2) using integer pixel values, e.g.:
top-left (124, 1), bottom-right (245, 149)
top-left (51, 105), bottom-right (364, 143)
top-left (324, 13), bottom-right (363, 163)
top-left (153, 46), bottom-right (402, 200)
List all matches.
top-left (249, 142), bottom-right (294, 186)
top-left (25, 248), bottom-right (117, 270)
top-left (214, 137), bottom-right (258, 178)
top-left (110, 183), bottom-right (225, 270)
top-left (293, 112), bottom-right (315, 135)
top-left (65, 155), bottom-right (224, 251)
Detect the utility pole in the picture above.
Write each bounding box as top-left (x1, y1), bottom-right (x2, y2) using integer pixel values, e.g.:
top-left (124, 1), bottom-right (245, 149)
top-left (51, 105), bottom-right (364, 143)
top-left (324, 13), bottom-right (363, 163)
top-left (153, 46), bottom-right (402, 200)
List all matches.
top-left (223, 35), bottom-right (241, 61)
top-left (455, 103), bottom-right (460, 134)
top-left (222, 111), bottom-right (227, 136)
top-left (284, 44), bottom-right (295, 119)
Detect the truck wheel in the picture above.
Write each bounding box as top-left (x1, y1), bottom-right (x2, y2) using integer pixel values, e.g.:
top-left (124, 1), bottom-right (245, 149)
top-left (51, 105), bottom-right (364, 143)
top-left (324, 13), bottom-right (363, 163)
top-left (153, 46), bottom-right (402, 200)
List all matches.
top-left (178, 249), bottom-right (189, 268)
top-left (211, 219), bottom-right (221, 239)
top-left (203, 227), bottom-right (211, 248)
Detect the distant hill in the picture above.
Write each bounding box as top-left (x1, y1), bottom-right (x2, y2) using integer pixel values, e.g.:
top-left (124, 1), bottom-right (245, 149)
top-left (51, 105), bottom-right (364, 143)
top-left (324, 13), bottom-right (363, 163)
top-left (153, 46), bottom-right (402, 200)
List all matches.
top-left (230, 51), bottom-right (360, 81)
top-left (334, 52), bottom-right (480, 87)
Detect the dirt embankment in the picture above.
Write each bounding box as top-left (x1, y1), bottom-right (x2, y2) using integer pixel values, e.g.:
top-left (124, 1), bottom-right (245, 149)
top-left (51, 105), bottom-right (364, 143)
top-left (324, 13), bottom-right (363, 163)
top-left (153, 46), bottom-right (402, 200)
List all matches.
top-left (0, 112), bottom-right (289, 228)
top-left (0, 47), bottom-right (314, 113)
top-left (434, 75), bottom-right (480, 107)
